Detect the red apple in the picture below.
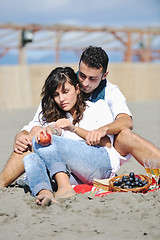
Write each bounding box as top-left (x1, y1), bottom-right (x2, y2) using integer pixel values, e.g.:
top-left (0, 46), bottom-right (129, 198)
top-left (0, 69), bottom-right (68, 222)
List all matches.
top-left (38, 132), bottom-right (51, 146)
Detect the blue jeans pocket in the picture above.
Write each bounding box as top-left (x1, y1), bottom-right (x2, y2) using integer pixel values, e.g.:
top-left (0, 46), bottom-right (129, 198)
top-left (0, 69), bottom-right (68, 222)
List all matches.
top-left (87, 167), bottom-right (112, 184)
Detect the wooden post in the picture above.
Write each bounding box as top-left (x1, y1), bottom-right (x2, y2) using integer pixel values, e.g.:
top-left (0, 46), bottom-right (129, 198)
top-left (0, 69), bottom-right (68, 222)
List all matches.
top-left (124, 32), bottom-right (132, 62)
top-left (144, 33), bottom-right (152, 62)
top-left (18, 30), bottom-right (26, 65)
top-left (55, 30), bottom-right (61, 63)
top-left (19, 47), bottom-right (27, 64)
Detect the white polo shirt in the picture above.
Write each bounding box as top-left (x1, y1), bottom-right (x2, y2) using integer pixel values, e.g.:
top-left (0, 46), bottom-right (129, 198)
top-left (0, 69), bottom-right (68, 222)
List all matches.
top-left (105, 81), bottom-right (132, 120)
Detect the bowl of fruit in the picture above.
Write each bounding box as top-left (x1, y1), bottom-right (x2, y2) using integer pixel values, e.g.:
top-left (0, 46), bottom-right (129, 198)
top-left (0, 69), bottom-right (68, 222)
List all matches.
top-left (109, 172), bottom-right (152, 193)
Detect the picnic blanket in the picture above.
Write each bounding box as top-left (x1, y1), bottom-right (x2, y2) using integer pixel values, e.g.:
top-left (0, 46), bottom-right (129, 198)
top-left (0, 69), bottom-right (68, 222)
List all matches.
top-left (72, 178), bottom-right (159, 197)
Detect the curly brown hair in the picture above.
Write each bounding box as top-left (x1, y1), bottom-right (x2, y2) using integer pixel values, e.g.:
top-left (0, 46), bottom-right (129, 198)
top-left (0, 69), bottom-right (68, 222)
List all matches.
top-left (39, 67), bottom-right (86, 125)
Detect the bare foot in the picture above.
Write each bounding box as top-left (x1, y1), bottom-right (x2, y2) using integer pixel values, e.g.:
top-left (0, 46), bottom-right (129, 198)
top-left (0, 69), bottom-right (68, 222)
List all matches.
top-left (36, 190), bottom-right (58, 206)
top-left (55, 186), bottom-right (76, 199)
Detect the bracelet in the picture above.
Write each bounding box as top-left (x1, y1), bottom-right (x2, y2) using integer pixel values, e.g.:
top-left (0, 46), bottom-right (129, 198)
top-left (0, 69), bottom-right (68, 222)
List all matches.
top-left (47, 123), bottom-right (57, 135)
top-left (53, 126), bottom-right (57, 135)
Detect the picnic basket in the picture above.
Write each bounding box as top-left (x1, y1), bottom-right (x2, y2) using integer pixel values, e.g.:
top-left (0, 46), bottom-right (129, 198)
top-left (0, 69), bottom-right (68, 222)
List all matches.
top-left (109, 174), bottom-right (152, 193)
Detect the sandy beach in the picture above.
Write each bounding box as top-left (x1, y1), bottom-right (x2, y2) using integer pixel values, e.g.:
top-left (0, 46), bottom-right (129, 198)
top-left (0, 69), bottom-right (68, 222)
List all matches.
top-left (0, 101), bottom-right (160, 240)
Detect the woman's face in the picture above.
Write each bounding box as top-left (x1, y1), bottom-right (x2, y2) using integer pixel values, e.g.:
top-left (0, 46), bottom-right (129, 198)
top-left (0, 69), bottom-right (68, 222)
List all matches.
top-left (53, 80), bottom-right (79, 115)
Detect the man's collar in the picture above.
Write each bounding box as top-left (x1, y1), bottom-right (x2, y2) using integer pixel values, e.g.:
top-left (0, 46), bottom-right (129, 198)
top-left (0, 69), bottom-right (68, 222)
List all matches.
top-left (91, 79), bottom-right (107, 102)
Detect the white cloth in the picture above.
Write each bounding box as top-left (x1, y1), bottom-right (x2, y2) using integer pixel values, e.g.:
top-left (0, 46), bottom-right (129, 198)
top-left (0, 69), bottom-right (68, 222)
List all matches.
top-left (21, 81), bottom-right (132, 133)
top-left (23, 100), bottom-right (114, 144)
top-left (106, 146), bottom-right (132, 177)
top-left (61, 100), bottom-right (114, 145)
top-left (22, 99), bottom-right (131, 173)
top-left (21, 81), bottom-right (133, 173)
top-left (62, 101), bottom-right (132, 174)
top-left (21, 103), bottom-right (43, 132)
top-left (105, 81), bottom-right (132, 120)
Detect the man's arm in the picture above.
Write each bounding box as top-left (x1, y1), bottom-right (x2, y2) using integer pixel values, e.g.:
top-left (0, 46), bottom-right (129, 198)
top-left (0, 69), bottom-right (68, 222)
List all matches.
top-left (86, 113), bottom-right (133, 146)
top-left (102, 113), bottom-right (133, 135)
top-left (84, 81), bottom-right (133, 146)
top-left (14, 103), bottom-right (43, 154)
top-left (86, 114), bottom-right (133, 145)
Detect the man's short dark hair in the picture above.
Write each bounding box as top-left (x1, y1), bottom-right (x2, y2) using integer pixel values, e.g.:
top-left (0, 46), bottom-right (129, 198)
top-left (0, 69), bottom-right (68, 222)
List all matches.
top-left (79, 46), bottom-right (109, 74)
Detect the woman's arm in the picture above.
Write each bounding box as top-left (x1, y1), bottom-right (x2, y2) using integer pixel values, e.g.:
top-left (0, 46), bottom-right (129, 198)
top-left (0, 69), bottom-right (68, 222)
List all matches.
top-left (29, 125), bottom-right (62, 144)
top-left (54, 118), bottom-right (111, 148)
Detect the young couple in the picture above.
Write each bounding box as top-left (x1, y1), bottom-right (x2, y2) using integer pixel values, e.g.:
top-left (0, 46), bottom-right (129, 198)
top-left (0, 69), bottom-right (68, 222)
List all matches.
top-left (0, 46), bottom-right (160, 206)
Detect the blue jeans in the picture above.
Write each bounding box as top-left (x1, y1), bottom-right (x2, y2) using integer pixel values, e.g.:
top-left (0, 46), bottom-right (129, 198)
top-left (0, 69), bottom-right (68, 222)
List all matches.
top-left (23, 135), bottom-right (112, 196)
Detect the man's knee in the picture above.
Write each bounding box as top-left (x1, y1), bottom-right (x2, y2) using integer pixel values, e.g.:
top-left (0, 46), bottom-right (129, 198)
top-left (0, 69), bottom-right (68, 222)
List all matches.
top-left (115, 128), bottom-right (132, 143)
top-left (114, 128), bottom-right (133, 156)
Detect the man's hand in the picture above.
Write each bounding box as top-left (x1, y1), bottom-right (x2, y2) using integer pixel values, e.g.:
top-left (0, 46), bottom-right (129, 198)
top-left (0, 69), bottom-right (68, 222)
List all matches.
top-left (14, 131), bottom-right (32, 154)
top-left (86, 127), bottom-right (108, 146)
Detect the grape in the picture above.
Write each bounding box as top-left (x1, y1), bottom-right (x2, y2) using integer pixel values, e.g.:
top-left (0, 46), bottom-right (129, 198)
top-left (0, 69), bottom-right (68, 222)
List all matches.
top-left (129, 172), bottom-right (135, 179)
top-left (113, 181), bottom-right (119, 186)
top-left (129, 177), bottom-right (134, 183)
top-left (122, 176), bottom-right (128, 183)
top-left (131, 182), bottom-right (135, 187)
top-left (118, 179), bottom-right (123, 185)
top-left (135, 177), bottom-right (139, 182)
top-left (135, 181), bottom-right (139, 186)
top-left (142, 180), bottom-right (147, 186)
top-left (126, 180), bottom-right (131, 186)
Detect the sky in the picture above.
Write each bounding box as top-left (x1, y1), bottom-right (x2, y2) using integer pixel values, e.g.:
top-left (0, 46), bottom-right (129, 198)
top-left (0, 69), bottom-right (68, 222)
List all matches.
top-left (0, 0), bottom-right (160, 64)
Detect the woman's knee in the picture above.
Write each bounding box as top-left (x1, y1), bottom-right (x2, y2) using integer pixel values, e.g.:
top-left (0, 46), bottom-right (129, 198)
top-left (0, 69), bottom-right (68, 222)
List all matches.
top-left (32, 137), bottom-right (50, 156)
top-left (23, 153), bottom-right (37, 167)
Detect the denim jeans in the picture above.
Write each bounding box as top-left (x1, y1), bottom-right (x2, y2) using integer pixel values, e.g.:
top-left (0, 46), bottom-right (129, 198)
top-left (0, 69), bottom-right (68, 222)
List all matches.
top-left (23, 135), bottom-right (112, 196)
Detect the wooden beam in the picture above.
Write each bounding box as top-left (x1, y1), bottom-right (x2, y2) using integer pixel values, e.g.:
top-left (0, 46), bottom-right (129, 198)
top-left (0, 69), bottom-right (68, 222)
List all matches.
top-left (0, 23), bottom-right (159, 64)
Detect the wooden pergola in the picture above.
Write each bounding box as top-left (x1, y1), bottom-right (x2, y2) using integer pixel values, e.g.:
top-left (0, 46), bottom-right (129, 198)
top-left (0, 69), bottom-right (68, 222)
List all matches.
top-left (0, 23), bottom-right (160, 64)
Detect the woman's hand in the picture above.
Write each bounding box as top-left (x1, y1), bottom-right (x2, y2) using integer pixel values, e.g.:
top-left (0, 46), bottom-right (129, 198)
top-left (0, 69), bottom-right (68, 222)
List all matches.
top-left (54, 118), bottom-right (75, 132)
top-left (29, 126), bottom-right (53, 144)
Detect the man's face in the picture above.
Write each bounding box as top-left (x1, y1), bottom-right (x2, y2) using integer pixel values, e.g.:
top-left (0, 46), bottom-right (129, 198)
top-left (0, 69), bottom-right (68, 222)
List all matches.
top-left (78, 61), bottom-right (106, 94)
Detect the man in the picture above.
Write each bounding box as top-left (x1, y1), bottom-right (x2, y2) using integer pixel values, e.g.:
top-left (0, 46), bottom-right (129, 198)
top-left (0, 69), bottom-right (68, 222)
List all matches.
top-left (77, 47), bottom-right (160, 166)
top-left (0, 46), bottom-right (159, 188)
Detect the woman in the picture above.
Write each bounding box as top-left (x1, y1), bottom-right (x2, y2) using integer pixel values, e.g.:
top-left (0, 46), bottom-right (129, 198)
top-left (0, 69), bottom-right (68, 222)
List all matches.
top-left (23, 67), bottom-right (123, 206)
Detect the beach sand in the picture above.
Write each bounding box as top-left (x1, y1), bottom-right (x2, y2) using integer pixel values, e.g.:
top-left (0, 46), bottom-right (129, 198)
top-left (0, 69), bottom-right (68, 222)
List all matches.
top-left (0, 102), bottom-right (160, 240)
